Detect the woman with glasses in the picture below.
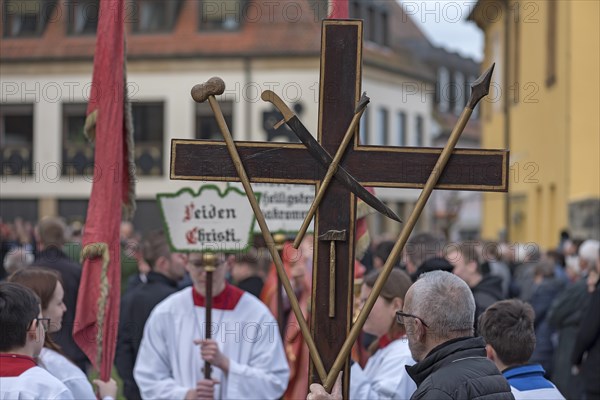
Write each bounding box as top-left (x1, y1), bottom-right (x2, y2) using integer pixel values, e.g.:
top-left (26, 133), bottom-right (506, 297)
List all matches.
top-left (350, 269), bottom-right (417, 400)
top-left (8, 268), bottom-right (116, 400)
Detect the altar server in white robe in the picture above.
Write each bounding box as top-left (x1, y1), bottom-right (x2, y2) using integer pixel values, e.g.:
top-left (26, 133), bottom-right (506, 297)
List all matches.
top-left (0, 282), bottom-right (72, 400)
top-left (134, 252), bottom-right (289, 400)
top-left (350, 269), bottom-right (417, 400)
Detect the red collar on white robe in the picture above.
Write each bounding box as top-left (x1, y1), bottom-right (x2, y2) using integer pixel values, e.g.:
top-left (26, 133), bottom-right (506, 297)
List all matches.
top-left (0, 354), bottom-right (37, 377)
top-left (377, 332), bottom-right (407, 350)
top-left (192, 283), bottom-right (244, 310)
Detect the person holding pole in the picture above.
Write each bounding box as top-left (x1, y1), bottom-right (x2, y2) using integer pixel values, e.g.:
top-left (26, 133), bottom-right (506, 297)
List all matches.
top-left (134, 252), bottom-right (289, 399)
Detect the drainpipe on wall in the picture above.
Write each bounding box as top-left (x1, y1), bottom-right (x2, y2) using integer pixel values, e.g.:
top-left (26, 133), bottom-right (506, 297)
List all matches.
top-left (503, 0), bottom-right (511, 242)
top-left (244, 57), bottom-right (252, 140)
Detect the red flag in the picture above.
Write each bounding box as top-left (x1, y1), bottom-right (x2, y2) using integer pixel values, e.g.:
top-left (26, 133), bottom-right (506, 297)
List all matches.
top-left (73, 0), bottom-right (135, 380)
top-left (328, 0), bottom-right (349, 18)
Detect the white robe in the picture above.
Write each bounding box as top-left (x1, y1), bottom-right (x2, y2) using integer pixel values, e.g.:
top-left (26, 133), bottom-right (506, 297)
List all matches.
top-left (39, 348), bottom-right (101, 400)
top-left (134, 286), bottom-right (289, 399)
top-left (350, 337), bottom-right (417, 400)
top-left (0, 365), bottom-right (74, 400)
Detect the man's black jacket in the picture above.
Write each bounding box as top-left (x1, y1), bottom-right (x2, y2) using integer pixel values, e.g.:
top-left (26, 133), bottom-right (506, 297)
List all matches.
top-left (407, 336), bottom-right (514, 399)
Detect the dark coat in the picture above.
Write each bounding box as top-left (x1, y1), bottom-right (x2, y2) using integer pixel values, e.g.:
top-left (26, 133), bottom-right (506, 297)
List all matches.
top-left (571, 282), bottom-right (600, 396)
top-left (115, 271), bottom-right (179, 400)
top-left (529, 277), bottom-right (565, 377)
top-left (236, 275), bottom-right (264, 298)
top-left (32, 248), bottom-right (86, 369)
top-left (411, 257), bottom-right (454, 282)
top-left (547, 277), bottom-right (590, 399)
top-left (472, 274), bottom-right (504, 326)
top-left (406, 336), bottom-right (514, 400)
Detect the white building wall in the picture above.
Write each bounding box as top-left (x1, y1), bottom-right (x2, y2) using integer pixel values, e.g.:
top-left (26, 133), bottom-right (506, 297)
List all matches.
top-left (2, 57), bottom-right (442, 237)
top-left (1, 58), bottom-right (322, 202)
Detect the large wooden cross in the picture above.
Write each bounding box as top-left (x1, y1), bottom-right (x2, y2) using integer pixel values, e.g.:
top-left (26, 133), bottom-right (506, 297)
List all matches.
top-left (170, 20), bottom-right (507, 394)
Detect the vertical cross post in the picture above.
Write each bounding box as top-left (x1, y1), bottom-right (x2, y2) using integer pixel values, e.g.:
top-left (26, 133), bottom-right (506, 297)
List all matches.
top-left (309, 21), bottom-right (362, 396)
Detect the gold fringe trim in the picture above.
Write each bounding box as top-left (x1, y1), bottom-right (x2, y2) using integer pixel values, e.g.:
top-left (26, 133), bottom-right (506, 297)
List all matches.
top-left (356, 199), bottom-right (375, 219)
top-left (123, 42), bottom-right (136, 221)
top-left (80, 243), bottom-right (110, 370)
top-left (355, 229), bottom-right (370, 261)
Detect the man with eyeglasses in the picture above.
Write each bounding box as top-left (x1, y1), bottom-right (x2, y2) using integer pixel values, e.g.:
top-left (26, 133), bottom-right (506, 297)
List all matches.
top-left (400, 271), bottom-right (513, 399)
top-left (309, 271), bottom-right (513, 400)
top-left (0, 282), bottom-right (73, 399)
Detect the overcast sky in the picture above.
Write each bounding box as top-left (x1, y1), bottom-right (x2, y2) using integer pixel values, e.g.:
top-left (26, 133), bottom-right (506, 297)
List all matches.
top-left (399, 0), bottom-right (483, 61)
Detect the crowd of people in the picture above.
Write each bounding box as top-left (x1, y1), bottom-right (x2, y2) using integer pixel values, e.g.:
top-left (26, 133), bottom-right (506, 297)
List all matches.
top-left (1, 216), bottom-right (599, 399)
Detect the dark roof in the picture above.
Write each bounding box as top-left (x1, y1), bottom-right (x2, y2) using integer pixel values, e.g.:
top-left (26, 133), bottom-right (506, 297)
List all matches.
top-left (0, 0), bottom-right (434, 83)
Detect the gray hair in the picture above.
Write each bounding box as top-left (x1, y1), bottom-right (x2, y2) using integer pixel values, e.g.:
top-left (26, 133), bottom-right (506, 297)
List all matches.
top-left (411, 270), bottom-right (475, 337)
top-left (579, 240), bottom-right (600, 265)
top-left (3, 247), bottom-right (34, 275)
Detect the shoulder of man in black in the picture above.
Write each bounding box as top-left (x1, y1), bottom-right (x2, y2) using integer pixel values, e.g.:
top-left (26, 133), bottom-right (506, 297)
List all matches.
top-left (408, 337), bottom-right (514, 400)
top-left (32, 248), bottom-right (82, 283)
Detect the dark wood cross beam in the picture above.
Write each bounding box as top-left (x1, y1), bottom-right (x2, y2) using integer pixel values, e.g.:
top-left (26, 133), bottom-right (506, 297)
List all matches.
top-left (170, 20), bottom-right (508, 393)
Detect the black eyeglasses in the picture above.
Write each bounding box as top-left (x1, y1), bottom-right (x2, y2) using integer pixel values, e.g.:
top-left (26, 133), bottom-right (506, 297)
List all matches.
top-left (34, 317), bottom-right (51, 331)
top-left (395, 311), bottom-right (429, 328)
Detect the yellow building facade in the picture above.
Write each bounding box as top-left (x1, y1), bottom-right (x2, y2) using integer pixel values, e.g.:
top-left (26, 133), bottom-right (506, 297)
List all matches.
top-left (471, 0), bottom-right (600, 247)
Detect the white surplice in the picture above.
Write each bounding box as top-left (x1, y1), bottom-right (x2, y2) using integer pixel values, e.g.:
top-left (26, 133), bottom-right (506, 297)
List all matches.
top-left (350, 337), bottom-right (417, 400)
top-left (0, 365), bottom-right (74, 400)
top-left (39, 348), bottom-right (99, 400)
top-left (134, 285), bottom-right (289, 400)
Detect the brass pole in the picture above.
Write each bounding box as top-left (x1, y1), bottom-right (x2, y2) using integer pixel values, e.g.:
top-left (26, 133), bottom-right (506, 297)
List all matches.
top-left (203, 253), bottom-right (216, 380)
top-left (323, 64), bottom-right (495, 390)
top-left (273, 233), bottom-right (287, 339)
top-left (292, 94), bottom-right (369, 249)
top-left (203, 92), bottom-right (328, 382)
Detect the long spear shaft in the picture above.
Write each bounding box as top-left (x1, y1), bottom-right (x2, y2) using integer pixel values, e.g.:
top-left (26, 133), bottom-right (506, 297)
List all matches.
top-left (323, 64), bottom-right (496, 391)
top-left (274, 233), bottom-right (286, 339)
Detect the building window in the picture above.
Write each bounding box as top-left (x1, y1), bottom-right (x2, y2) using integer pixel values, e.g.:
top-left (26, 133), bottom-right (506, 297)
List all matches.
top-left (58, 199), bottom-right (89, 225)
top-left (375, 108), bottom-right (388, 146)
top-left (132, 199), bottom-right (164, 233)
top-left (62, 103), bottom-right (94, 176)
top-left (381, 12), bottom-right (389, 47)
top-left (131, 0), bottom-right (183, 33)
top-left (415, 115), bottom-right (424, 147)
top-left (512, 7), bottom-right (520, 100)
top-left (366, 7), bottom-right (375, 42)
top-left (469, 75), bottom-right (479, 119)
top-left (199, 0), bottom-right (243, 31)
top-left (397, 112), bottom-right (407, 146)
top-left (453, 72), bottom-right (465, 115)
top-left (67, 0), bottom-right (98, 35)
top-left (0, 199), bottom-right (38, 223)
top-left (0, 104), bottom-right (34, 176)
top-left (350, 1), bottom-right (361, 19)
top-left (3, 0), bottom-right (56, 38)
top-left (437, 67), bottom-right (450, 113)
top-left (359, 108), bottom-right (369, 145)
top-left (362, 5), bottom-right (388, 47)
top-left (132, 102), bottom-right (164, 175)
top-left (196, 100), bottom-right (233, 140)
top-left (546, 1), bottom-right (557, 87)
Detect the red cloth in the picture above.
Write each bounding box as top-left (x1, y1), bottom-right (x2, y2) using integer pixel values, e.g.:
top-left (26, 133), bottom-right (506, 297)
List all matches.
top-left (0, 354), bottom-right (36, 377)
top-left (328, 0), bottom-right (349, 18)
top-left (260, 242), bottom-right (312, 400)
top-left (192, 283), bottom-right (244, 311)
top-left (73, 0), bottom-right (130, 380)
